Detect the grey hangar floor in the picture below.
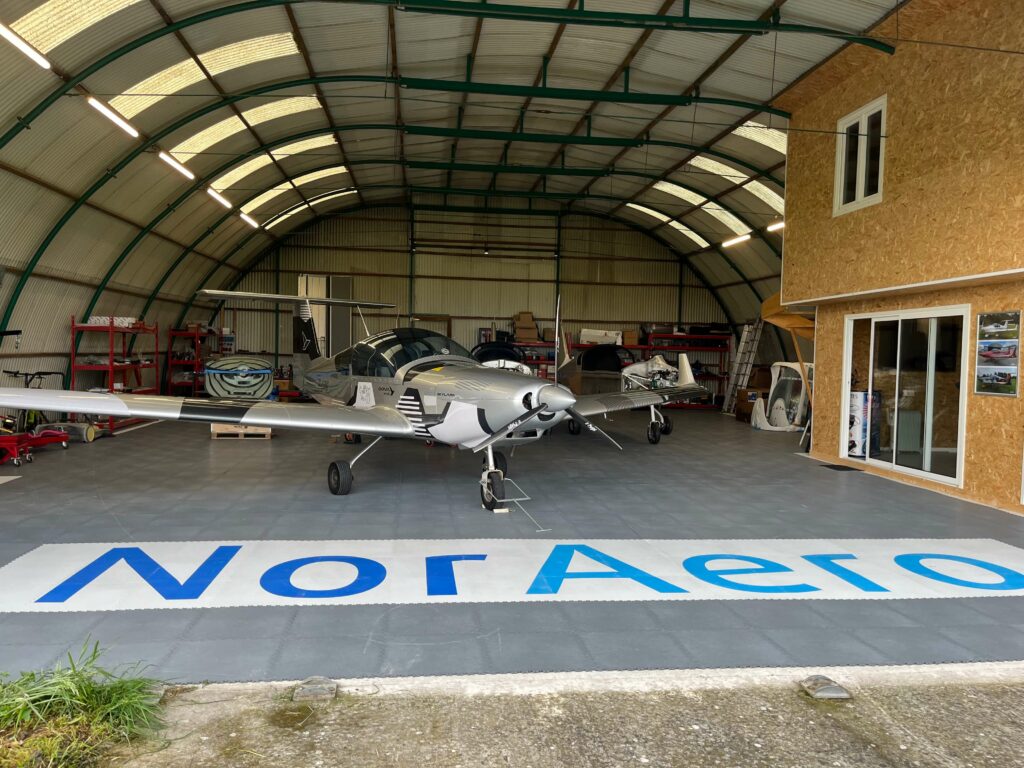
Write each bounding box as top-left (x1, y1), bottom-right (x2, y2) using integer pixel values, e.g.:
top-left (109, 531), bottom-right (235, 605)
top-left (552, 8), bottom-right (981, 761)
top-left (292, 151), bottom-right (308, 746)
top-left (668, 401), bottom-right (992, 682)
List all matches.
top-left (2, 411), bottom-right (1024, 684)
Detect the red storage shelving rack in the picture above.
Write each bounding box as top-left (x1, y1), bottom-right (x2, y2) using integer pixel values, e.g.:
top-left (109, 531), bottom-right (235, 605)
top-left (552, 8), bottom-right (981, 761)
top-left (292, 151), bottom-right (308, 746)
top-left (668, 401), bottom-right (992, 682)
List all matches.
top-left (514, 332), bottom-right (732, 410)
top-left (70, 317), bottom-right (160, 432)
top-left (167, 327), bottom-right (222, 396)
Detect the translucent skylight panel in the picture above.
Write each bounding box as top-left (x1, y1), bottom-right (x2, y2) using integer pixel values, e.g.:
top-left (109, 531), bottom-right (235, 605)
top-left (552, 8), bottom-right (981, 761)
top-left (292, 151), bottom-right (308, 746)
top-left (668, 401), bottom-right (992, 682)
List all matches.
top-left (111, 59), bottom-right (205, 119)
top-left (626, 203), bottom-right (709, 249)
top-left (243, 96), bottom-right (321, 126)
top-left (12, 0), bottom-right (143, 53)
top-left (271, 135), bottom-right (336, 160)
top-left (666, 220), bottom-right (710, 249)
top-left (200, 33), bottom-right (297, 76)
top-left (653, 181), bottom-right (705, 207)
top-left (111, 34), bottom-right (300, 119)
top-left (211, 155), bottom-right (276, 193)
top-left (689, 156), bottom-right (749, 183)
top-left (700, 205), bottom-right (749, 236)
top-left (241, 184), bottom-right (292, 214)
top-left (733, 121), bottom-right (787, 154)
top-left (266, 205), bottom-right (308, 229)
top-left (746, 181), bottom-right (785, 214)
top-left (311, 190), bottom-right (357, 206)
top-left (168, 114), bottom-right (246, 161)
top-left (293, 166), bottom-right (348, 187)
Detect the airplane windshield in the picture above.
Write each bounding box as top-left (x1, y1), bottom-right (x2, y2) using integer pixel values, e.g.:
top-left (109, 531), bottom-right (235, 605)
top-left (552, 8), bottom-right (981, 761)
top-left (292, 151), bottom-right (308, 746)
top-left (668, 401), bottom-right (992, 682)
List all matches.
top-left (336, 328), bottom-right (472, 376)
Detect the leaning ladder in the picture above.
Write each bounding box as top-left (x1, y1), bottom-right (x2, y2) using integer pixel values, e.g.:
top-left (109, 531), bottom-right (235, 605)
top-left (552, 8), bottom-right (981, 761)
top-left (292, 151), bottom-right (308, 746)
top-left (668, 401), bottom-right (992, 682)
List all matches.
top-left (722, 319), bottom-right (765, 414)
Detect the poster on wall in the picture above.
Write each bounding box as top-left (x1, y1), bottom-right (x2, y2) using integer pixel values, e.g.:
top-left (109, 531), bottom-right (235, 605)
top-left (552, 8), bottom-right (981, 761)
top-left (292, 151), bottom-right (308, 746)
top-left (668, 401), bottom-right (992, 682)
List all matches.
top-left (975, 311), bottom-right (1020, 396)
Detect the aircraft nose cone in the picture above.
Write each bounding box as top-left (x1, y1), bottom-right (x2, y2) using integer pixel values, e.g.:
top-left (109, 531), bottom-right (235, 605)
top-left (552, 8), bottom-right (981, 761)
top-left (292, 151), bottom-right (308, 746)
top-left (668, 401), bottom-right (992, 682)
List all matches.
top-left (538, 384), bottom-right (576, 412)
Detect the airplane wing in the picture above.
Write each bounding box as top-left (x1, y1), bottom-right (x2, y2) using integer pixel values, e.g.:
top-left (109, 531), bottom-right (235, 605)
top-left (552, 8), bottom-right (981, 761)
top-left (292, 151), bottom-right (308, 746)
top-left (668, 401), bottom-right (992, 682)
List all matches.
top-left (0, 388), bottom-right (415, 437)
top-left (570, 353), bottom-right (708, 417)
top-left (572, 383), bottom-right (707, 418)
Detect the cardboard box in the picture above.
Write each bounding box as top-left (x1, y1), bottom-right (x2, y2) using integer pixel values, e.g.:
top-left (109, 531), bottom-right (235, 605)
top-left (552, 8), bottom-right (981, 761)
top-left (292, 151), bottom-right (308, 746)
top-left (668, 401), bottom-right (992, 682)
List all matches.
top-left (580, 328), bottom-right (622, 346)
top-left (735, 387), bottom-right (769, 422)
top-left (622, 330), bottom-right (639, 346)
top-left (513, 311), bottom-right (535, 322)
top-left (542, 327), bottom-right (555, 342)
top-left (748, 366), bottom-right (773, 389)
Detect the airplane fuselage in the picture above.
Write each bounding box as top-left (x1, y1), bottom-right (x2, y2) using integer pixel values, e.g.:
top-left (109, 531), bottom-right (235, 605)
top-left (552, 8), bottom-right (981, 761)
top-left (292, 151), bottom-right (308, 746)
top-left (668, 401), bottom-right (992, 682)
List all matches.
top-left (303, 355), bottom-right (572, 449)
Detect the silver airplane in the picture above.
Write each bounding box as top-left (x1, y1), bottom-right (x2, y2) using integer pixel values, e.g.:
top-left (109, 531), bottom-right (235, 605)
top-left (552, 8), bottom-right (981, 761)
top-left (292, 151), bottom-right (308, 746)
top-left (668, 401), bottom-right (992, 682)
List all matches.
top-left (0, 291), bottom-right (705, 508)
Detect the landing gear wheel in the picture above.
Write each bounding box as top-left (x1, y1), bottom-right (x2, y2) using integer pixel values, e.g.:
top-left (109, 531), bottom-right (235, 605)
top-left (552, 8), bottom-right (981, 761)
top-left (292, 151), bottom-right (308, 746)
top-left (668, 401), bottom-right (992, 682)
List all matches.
top-left (483, 451), bottom-right (508, 477)
top-left (61, 442), bottom-right (68, 449)
top-left (480, 470), bottom-right (505, 511)
top-left (83, 425), bottom-right (97, 443)
top-left (660, 415), bottom-right (673, 436)
top-left (567, 419), bottom-right (581, 435)
top-left (647, 422), bottom-right (662, 445)
top-left (327, 460), bottom-right (353, 496)
top-left (12, 458), bottom-right (21, 467)
top-left (24, 453), bottom-right (33, 463)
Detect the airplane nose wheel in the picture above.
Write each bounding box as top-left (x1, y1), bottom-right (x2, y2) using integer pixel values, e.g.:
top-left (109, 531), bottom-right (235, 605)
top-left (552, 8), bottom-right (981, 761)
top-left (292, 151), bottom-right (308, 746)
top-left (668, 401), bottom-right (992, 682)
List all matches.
top-left (480, 449), bottom-right (508, 511)
top-left (567, 419), bottom-right (581, 435)
top-left (328, 459), bottom-right (353, 495)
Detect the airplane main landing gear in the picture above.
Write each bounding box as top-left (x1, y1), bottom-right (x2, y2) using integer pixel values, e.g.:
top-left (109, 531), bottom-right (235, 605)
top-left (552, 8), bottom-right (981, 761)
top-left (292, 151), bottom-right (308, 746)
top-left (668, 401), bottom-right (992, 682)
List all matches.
top-left (327, 435), bottom-right (383, 496)
top-left (480, 447), bottom-right (508, 511)
top-left (648, 405), bottom-right (671, 444)
top-left (328, 460), bottom-right (353, 495)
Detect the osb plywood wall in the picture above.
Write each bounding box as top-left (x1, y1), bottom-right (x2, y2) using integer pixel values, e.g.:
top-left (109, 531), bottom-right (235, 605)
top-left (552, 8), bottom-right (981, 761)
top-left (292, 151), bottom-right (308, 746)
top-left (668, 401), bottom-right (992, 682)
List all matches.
top-left (777, 0), bottom-right (1024, 303)
top-left (813, 282), bottom-right (1024, 514)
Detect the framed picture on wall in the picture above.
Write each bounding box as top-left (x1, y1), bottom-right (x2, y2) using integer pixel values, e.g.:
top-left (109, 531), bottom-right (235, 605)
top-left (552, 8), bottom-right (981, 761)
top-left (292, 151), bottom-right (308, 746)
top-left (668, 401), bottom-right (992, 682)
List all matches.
top-left (975, 311), bottom-right (1020, 396)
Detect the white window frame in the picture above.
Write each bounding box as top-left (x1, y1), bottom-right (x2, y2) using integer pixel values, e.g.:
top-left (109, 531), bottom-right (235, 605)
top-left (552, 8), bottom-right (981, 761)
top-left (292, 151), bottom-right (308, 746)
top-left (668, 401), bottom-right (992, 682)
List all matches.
top-left (833, 94), bottom-right (887, 217)
top-left (839, 304), bottom-right (970, 488)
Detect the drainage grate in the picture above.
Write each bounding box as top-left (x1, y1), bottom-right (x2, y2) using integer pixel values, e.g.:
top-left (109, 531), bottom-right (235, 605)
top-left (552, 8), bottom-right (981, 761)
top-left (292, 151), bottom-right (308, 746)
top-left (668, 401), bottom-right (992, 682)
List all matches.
top-left (822, 464), bottom-right (863, 472)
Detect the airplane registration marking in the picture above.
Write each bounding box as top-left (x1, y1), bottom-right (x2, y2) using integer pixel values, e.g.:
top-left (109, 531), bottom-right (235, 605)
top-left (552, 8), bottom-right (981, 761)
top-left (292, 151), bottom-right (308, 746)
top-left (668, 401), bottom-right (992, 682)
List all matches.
top-left (1, 539), bottom-right (1024, 613)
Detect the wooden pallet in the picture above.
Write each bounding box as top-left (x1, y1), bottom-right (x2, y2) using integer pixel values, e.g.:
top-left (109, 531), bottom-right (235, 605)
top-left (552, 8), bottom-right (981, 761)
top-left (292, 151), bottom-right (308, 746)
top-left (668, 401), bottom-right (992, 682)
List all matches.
top-left (210, 423), bottom-right (272, 440)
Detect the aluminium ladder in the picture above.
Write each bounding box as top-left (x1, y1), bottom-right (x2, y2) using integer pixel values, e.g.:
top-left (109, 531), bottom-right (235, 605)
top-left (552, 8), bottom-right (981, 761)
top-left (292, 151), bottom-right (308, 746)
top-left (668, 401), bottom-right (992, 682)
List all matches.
top-left (722, 319), bottom-right (764, 414)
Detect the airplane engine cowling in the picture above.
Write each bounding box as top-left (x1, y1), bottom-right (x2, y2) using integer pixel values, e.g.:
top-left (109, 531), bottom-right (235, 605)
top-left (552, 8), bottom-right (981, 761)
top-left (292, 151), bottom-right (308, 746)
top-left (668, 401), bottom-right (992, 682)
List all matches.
top-left (204, 356), bottom-right (274, 400)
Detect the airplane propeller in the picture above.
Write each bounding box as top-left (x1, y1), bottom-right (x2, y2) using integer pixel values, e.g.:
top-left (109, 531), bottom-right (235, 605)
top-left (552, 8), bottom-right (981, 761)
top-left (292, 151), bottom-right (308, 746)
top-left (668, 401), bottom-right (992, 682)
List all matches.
top-left (471, 384), bottom-right (621, 452)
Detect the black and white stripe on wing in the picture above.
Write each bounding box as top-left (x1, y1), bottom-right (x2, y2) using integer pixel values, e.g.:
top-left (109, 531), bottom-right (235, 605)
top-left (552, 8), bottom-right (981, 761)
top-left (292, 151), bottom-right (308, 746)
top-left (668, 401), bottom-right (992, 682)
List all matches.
top-left (394, 389), bottom-right (431, 438)
top-left (179, 400), bottom-right (254, 424)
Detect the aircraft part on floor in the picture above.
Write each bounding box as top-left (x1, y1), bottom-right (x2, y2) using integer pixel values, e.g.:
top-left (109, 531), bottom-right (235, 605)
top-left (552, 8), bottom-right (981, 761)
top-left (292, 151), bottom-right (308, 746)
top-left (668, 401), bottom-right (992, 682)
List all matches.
top-left (752, 362), bottom-right (815, 432)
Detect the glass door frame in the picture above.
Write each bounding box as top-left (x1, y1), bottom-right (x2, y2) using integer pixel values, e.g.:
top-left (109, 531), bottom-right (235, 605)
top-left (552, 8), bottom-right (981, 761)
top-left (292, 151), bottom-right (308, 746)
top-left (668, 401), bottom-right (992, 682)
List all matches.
top-left (840, 304), bottom-right (970, 487)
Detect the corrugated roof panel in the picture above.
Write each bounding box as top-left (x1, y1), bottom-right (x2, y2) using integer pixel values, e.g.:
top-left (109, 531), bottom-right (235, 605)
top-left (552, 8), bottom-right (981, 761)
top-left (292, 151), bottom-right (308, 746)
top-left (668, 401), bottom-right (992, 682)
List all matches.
top-left (11, 0), bottom-right (144, 54)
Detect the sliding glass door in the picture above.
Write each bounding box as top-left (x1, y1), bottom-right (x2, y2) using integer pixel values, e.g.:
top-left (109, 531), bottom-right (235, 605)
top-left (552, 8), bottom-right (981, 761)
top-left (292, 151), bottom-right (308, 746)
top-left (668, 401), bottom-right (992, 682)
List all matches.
top-left (844, 307), bottom-right (966, 484)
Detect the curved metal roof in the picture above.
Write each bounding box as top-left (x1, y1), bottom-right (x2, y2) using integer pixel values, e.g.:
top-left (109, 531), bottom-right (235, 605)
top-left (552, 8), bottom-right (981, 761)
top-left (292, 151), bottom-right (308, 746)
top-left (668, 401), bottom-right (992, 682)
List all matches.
top-left (0, 0), bottom-right (899, 356)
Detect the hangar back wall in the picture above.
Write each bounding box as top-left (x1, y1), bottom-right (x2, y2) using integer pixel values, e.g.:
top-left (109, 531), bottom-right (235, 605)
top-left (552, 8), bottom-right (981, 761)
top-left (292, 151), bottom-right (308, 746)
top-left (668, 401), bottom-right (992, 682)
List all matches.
top-left (224, 208), bottom-right (732, 358)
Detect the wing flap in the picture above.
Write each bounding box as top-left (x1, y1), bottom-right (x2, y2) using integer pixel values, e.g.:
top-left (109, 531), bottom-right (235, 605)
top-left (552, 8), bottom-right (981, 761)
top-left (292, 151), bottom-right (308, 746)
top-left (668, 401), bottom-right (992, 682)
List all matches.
top-left (0, 388), bottom-right (415, 437)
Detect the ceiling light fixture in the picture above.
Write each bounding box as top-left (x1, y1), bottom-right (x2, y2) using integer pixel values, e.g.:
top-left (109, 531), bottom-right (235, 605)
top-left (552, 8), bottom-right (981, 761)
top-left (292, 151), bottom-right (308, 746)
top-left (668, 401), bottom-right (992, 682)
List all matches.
top-left (207, 188), bottom-right (232, 209)
top-left (0, 23), bottom-right (50, 69)
top-left (158, 151), bottom-right (194, 180)
top-left (240, 213), bottom-right (260, 228)
top-left (766, 221), bottom-right (785, 232)
top-left (87, 97), bottom-right (139, 138)
top-left (722, 233), bottom-right (752, 248)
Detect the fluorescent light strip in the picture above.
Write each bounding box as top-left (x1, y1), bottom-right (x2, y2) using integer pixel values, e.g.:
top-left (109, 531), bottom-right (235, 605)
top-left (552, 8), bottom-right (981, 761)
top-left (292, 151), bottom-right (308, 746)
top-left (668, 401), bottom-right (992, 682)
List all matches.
top-left (158, 151), bottom-right (194, 180)
top-left (87, 98), bottom-right (138, 138)
top-left (0, 23), bottom-right (50, 69)
top-left (207, 189), bottom-right (233, 209)
top-left (722, 233), bottom-right (752, 248)
top-left (766, 221), bottom-right (785, 232)
top-left (240, 213), bottom-right (260, 229)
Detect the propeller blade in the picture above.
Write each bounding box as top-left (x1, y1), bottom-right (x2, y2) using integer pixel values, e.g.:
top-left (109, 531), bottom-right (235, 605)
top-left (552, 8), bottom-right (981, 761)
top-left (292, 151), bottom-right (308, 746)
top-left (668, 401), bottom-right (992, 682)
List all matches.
top-left (470, 405), bottom-right (546, 453)
top-left (567, 407), bottom-right (623, 451)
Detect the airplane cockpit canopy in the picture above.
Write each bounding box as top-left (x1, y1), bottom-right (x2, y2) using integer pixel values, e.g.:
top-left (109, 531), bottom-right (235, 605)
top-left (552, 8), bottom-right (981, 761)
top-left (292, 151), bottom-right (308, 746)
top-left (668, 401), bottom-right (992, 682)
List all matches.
top-left (335, 328), bottom-right (473, 377)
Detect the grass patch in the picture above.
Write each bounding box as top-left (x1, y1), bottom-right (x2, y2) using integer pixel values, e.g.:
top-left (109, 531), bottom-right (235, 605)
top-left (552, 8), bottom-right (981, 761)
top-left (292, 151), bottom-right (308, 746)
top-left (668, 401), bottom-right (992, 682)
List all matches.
top-left (0, 642), bottom-right (162, 768)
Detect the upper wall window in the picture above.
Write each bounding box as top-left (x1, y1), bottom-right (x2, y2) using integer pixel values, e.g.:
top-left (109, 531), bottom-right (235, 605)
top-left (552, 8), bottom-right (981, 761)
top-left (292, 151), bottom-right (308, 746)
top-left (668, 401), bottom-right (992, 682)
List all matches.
top-left (833, 95), bottom-right (887, 216)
